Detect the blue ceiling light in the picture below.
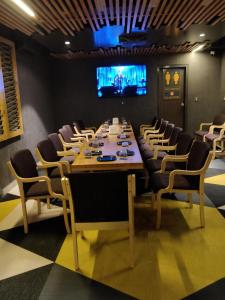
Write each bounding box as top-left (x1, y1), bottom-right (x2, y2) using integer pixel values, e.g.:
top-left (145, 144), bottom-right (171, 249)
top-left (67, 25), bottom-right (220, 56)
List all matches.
top-left (94, 25), bottom-right (124, 48)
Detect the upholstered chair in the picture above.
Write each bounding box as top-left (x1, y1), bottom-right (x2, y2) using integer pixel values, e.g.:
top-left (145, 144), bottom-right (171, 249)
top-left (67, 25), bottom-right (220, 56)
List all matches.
top-left (195, 114), bottom-right (225, 140)
top-left (149, 141), bottom-right (212, 229)
top-left (61, 171), bottom-right (135, 270)
top-left (7, 149), bottom-right (70, 234)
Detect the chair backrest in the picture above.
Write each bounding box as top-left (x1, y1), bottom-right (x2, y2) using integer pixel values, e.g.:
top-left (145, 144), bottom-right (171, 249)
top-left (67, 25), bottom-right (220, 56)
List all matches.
top-left (176, 133), bottom-right (194, 155)
top-left (37, 139), bottom-right (59, 162)
top-left (11, 149), bottom-right (38, 178)
top-left (77, 120), bottom-right (85, 130)
top-left (151, 116), bottom-right (157, 127)
top-left (59, 126), bottom-right (74, 143)
top-left (212, 114), bottom-right (225, 125)
top-left (164, 123), bottom-right (174, 139)
top-left (48, 133), bottom-right (64, 152)
top-left (187, 141), bottom-right (210, 170)
top-left (154, 118), bottom-right (162, 130)
top-left (65, 172), bottom-right (130, 223)
top-left (73, 121), bottom-right (81, 134)
top-left (169, 127), bottom-right (183, 146)
top-left (10, 149), bottom-right (38, 193)
top-left (158, 120), bottom-right (169, 134)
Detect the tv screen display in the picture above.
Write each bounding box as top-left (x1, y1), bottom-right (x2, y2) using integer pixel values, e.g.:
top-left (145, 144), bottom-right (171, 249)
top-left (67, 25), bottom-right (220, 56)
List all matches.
top-left (97, 65), bottom-right (147, 98)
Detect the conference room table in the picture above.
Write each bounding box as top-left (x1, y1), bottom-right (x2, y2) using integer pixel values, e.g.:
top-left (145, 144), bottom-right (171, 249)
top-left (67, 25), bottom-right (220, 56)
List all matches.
top-left (71, 124), bottom-right (144, 172)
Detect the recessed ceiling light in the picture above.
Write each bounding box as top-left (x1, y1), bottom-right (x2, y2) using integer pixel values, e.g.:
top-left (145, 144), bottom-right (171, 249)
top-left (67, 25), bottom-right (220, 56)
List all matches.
top-left (192, 44), bottom-right (205, 53)
top-left (199, 33), bottom-right (206, 37)
top-left (65, 41), bottom-right (71, 45)
top-left (11, 0), bottom-right (35, 17)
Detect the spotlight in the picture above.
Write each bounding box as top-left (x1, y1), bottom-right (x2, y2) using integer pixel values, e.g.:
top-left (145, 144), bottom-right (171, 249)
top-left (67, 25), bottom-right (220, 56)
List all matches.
top-left (199, 33), bottom-right (205, 37)
top-left (65, 41), bottom-right (71, 45)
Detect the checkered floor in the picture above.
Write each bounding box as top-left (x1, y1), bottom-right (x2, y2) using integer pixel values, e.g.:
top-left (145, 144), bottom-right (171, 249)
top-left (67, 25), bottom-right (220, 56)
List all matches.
top-left (0, 159), bottom-right (225, 300)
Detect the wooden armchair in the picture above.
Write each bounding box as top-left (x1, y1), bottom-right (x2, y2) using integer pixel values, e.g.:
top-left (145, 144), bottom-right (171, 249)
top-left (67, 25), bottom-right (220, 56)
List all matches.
top-left (141, 129), bottom-right (188, 161)
top-left (36, 139), bottom-right (76, 178)
top-left (195, 114), bottom-right (225, 140)
top-left (140, 123), bottom-right (174, 153)
top-left (73, 122), bottom-right (95, 140)
top-left (139, 116), bottom-right (157, 135)
top-left (48, 133), bottom-right (79, 163)
top-left (143, 120), bottom-right (168, 141)
top-left (59, 126), bottom-right (85, 150)
top-left (203, 125), bottom-right (225, 159)
top-left (7, 149), bottom-right (70, 234)
top-left (149, 141), bottom-right (212, 229)
top-left (61, 171), bottom-right (135, 270)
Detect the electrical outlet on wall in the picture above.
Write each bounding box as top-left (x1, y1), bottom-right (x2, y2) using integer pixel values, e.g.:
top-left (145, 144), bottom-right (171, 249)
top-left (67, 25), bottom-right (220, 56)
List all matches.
top-left (194, 97), bottom-right (198, 102)
top-left (223, 96), bottom-right (225, 101)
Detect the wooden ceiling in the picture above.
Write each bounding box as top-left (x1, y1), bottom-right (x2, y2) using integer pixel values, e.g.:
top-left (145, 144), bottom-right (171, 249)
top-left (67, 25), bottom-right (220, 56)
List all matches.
top-left (0, 0), bottom-right (225, 37)
top-left (52, 42), bottom-right (208, 59)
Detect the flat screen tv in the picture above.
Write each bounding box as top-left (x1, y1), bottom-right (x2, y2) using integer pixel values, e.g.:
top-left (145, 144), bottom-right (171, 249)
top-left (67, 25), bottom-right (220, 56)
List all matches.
top-left (96, 65), bottom-right (147, 98)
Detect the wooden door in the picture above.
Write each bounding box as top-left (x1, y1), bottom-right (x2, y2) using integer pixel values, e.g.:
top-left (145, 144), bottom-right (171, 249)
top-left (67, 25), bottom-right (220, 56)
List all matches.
top-left (158, 67), bottom-right (186, 128)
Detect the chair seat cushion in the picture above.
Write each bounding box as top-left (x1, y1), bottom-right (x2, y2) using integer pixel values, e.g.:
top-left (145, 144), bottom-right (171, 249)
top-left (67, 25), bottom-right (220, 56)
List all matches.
top-left (25, 178), bottom-right (62, 197)
top-left (195, 130), bottom-right (208, 138)
top-left (60, 156), bottom-right (75, 164)
top-left (146, 159), bottom-right (176, 173)
top-left (204, 133), bottom-right (224, 141)
top-left (150, 173), bottom-right (199, 193)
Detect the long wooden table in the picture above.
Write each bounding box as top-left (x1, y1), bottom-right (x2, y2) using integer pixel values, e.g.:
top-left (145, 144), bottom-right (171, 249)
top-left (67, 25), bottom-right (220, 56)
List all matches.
top-left (71, 124), bottom-right (144, 172)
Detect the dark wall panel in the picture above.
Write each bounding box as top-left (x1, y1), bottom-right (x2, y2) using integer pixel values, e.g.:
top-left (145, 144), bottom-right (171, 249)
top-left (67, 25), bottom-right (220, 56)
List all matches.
top-left (0, 49), bottom-right (54, 189)
top-left (51, 52), bottom-right (222, 134)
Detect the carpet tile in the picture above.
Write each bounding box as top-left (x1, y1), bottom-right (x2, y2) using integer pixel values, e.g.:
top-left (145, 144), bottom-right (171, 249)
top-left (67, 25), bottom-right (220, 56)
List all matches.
top-left (0, 158), bottom-right (224, 299)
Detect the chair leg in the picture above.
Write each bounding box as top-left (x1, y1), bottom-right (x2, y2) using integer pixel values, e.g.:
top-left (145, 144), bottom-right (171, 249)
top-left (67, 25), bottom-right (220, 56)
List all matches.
top-left (72, 226), bottom-right (79, 270)
top-left (156, 193), bottom-right (162, 230)
top-left (21, 198), bottom-right (28, 234)
top-left (212, 141), bottom-right (217, 160)
top-left (37, 199), bottom-right (41, 214)
top-left (144, 168), bottom-right (149, 189)
top-left (199, 192), bottom-right (205, 228)
top-left (128, 219), bottom-right (135, 268)
top-left (187, 193), bottom-right (193, 208)
top-left (47, 197), bottom-right (51, 209)
top-left (62, 200), bottom-right (71, 234)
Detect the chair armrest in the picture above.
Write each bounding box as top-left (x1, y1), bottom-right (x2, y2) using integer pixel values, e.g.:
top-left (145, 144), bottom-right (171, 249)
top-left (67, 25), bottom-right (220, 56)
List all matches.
top-left (71, 136), bottom-right (86, 142)
top-left (81, 129), bottom-right (95, 134)
top-left (152, 144), bottom-right (177, 159)
top-left (200, 122), bottom-right (213, 130)
top-left (85, 126), bottom-right (96, 131)
top-left (144, 129), bottom-right (159, 139)
top-left (146, 133), bottom-right (164, 141)
top-left (21, 175), bottom-right (65, 200)
top-left (208, 125), bottom-right (225, 134)
top-left (160, 154), bottom-right (188, 172)
top-left (37, 161), bottom-right (70, 176)
top-left (149, 138), bottom-right (169, 150)
top-left (57, 150), bottom-right (78, 156)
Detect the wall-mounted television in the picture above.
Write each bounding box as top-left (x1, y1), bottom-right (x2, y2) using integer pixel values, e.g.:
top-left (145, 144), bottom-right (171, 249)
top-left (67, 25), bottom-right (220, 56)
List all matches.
top-left (96, 65), bottom-right (147, 98)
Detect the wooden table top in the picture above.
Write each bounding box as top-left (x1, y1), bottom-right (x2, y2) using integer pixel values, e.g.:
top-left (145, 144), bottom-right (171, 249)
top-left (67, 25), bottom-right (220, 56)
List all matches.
top-left (71, 124), bottom-right (144, 172)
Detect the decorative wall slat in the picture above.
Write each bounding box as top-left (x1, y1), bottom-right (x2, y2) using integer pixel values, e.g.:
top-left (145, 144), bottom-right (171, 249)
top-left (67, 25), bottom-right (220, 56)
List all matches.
top-left (0, 37), bottom-right (23, 142)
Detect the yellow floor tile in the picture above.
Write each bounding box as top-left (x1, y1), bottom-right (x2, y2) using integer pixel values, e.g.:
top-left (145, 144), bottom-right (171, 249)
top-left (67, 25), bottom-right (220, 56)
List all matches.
top-left (56, 202), bottom-right (225, 300)
top-left (205, 173), bottom-right (225, 186)
top-left (0, 199), bottom-right (20, 223)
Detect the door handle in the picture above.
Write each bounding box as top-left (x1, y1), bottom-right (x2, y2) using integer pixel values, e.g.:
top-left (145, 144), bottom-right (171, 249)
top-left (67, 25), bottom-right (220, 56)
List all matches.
top-left (180, 102), bottom-right (185, 107)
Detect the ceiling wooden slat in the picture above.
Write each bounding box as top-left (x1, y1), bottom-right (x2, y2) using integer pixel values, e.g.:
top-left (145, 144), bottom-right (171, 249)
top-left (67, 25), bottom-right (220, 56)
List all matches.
top-left (101, 0), bottom-right (110, 26)
top-left (132, 0), bottom-right (141, 29)
top-left (126, 0), bottom-right (133, 33)
top-left (65, 0), bottom-right (84, 29)
top-left (109, 0), bottom-right (114, 21)
top-left (153, 0), bottom-right (168, 27)
top-left (94, 0), bottom-right (104, 25)
top-left (78, 0), bottom-right (96, 31)
top-left (116, 0), bottom-right (120, 25)
top-left (0, 0), bottom-right (224, 37)
top-left (141, 0), bottom-right (153, 30)
top-left (87, 0), bottom-right (100, 30)
top-left (138, 0), bottom-right (148, 22)
top-left (122, 0), bottom-right (127, 26)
